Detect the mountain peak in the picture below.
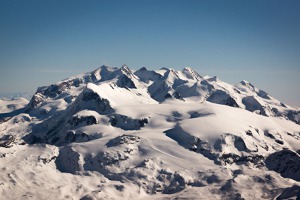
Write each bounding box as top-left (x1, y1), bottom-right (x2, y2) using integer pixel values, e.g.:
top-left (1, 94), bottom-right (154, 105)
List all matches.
top-left (240, 80), bottom-right (253, 87)
top-left (120, 64), bottom-right (135, 76)
top-left (182, 67), bottom-right (203, 81)
top-left (206, 76), bottom-right (219, 82)
top-left (23, 65), bottom-right (300, 125)
top-left (121, 64), bottom-right (129, 69)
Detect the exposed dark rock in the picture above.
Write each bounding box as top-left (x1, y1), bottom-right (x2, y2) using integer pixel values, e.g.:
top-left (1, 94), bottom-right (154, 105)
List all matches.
top-left (164, 93), bottom-right (172, 99)
top-left (55, 146), bottom-right (80, 174)
top-left (114, 185), bottom-right (125, 191)
top-left (287, 132), bottom-right (300, 140)
top-left (69, 115), bottom-right (97, 126)
top-left (233, 136), bottom-right (249, 152)
top-left (182, 67), bottom-right (203, 81)
top-left (189, 111), bottom-right (202, 118)
top-left (276, 185), bottom-right (300, 200)
top-left (207, 90), bottom-right (239, 108)
top-left (38, 156), bottom-right (57, 164)
top-left (234, 88), bottom-right (241, 94)
top-left (12, 115), bottom-right (31, 123)
top-left (109, 114), bottom-right (148, 130)
top-left (165, 125), bottom-right (216, 161)
top-left (80, 195), bottom-right (94, 200)
top-left (27, 93), bottom-right (45, 109)
top-left (225, 97), bottom-right (239, 108)
top-left (219, 179), bottom-right (246, 200)
top-left (162, 172), bottom-right (186, 194)
top-left (280, 102), bottom-right (287, 108)
top-left (264, 131), bottom-right (284, 145)
top-left (0, 135), bottom-right (16, 148)
top-left (64, 132), bottom-right (91, 144)
top-left (116, 74), bottom-right (136, 89)
top-left (173, 91), bottom-right (182, 100)
top-left (287, 110), bottom-right (300, 125)
top-left (219, 153), bottom-right (264, 167)
top-left (166, 111), bottom-right (183, 122)
top-left (134, 67), bottom-right (162, 83)
top-left (106, 134), bottom-right (140, 147)
top-left (264, 131), bottom-right (276, 139)
top-left (42, 84), bottom-right (62, 98)
top-left (45, 119), bottom-right (65, 140)
top-left (265, 149), bottom-right (300, 181)
top-left (246, 130), bottom-right (253, 136)
top-left (79, 86), bottom-right (114, 114)
top-left (0, 117), bottom-right (11, 124)
top-left (84, 151), bottom-right (129, 168)
top-left (242, 96), bottom-right (264, 114)
top-left (275, 139), bottom-right (284, 145)
top-left (26, 135), bottom-right (44, 144)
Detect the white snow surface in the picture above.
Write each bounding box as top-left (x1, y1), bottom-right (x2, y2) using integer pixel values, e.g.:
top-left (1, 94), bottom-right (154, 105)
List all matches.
top-left (0, 65), bottom-right (300, 200)
top-left (0, 97), bottom-right (28, 113)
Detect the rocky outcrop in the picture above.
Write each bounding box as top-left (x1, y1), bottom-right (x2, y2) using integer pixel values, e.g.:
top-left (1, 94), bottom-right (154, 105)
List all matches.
top-left (106, 134), bottom-right (140, 147)
top-left (55, 146), bottom-right (80, 174)
top-left (70, 83), bottom-right (114, 115)
top-left (134, 67), bottom-right (162, 83)
top-left (0, 135), bottom-right (16, 148)
top-left (109, 114), bottom-right (148, 130)
top-left (68, 115), bottom-right (98, 127)
top-left (265, 149), bottom-right (300, 181)
top-left (207, 90), bottom-right (240, 108)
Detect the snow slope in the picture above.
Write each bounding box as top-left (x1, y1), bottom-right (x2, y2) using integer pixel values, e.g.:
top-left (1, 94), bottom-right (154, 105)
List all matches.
top-left (0, 65), bottom-right (300, 199)
top-left (0, 97), bottom-right (28, 113)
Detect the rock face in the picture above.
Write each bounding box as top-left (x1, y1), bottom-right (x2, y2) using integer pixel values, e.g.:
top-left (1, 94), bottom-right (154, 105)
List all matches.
top-left (76, 83), bottom-right (114, 115)
top-left (0, 135), bottom-right (16, 148)
top-left (55, 146), bottom-right (80, 174)
top-left (207, 90), bottom-right (239, 108)
top-left (265, 149), bottom-right (300, 181)
top-left (276, 185), bottom-right (300, 200)
top-left (1, 65), bottom-right (300, 200)
top-left (109, 114), bottom-right (148, 130)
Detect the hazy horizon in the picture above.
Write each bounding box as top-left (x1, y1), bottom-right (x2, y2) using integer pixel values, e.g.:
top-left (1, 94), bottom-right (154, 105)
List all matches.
top-left (1, 0), bottom-right (299, 106)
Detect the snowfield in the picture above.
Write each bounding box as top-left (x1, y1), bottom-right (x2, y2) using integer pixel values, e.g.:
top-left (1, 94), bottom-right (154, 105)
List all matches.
top-left (0, 65), bottom-right (299, 199)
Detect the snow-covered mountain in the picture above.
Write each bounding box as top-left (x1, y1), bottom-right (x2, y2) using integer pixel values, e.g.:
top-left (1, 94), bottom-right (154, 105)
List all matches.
top-left (0, 65), bottom-right (299, 199)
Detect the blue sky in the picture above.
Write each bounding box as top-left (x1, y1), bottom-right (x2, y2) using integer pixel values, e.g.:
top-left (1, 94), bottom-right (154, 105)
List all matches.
top-left (0, 0), bottom-right (299, 106)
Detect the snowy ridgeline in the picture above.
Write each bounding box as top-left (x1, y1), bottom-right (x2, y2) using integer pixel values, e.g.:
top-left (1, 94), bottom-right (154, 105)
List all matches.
top-left (0, 65), bottom-right (300, 200)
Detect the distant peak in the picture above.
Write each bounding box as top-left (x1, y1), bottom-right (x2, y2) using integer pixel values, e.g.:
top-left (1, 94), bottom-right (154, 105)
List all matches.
top-left (182, 67), bottom-right (193, 72)
top-left (240, 80), bottom-right (249, 85)
top-left (182, 67), bottom-right (202, 80)
top-left (120, 64), bottom-right (134, 76)
top-left (240, 80), bottom-right (255, 89)
top-left (160, 67), bottom-right (170, 71)
top-left (121, 64), bottom-right (128, 69)
top-left (98, 65), bottom-right (111, 70)
top-left (95, 65), bottom-right (117, 72)
top-left (207, 76), bottom-right (219, 82)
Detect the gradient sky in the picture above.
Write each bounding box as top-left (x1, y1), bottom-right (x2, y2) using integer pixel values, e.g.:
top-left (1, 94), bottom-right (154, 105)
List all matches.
top-left (0, 0), bottom-right (299, 106)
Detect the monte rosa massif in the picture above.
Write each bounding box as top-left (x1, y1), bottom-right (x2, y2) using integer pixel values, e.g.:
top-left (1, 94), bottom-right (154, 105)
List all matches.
top-left (0, 65), bottom-right (300, 200)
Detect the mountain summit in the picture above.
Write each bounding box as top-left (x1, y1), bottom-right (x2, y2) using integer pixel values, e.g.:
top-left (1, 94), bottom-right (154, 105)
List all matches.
top-left (26, 65), bottom-right (299, 124)
top-left (0, 65), bottom-right (300, 199)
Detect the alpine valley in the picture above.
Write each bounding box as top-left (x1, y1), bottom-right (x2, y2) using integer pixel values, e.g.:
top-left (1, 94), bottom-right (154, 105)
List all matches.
top-left (0, 65), bottom-right (299, 199)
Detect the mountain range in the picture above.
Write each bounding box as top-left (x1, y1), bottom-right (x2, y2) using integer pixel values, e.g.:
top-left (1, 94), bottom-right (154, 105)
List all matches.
top-left (0, 65), bottom-right (299, 199)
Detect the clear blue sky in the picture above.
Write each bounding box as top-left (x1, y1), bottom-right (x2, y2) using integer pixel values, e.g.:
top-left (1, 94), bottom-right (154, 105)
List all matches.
top-left (0, 0), bottom-right (299, 106)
